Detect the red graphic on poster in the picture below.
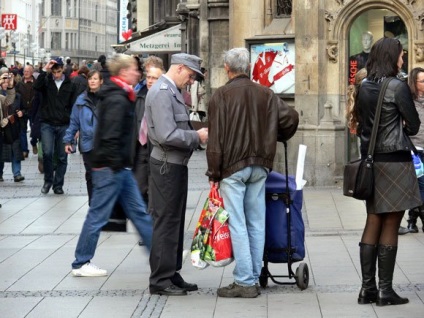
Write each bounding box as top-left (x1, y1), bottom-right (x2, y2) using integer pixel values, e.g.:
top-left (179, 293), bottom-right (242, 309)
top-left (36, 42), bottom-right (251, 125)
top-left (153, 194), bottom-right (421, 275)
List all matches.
top-left (252, 50), bottom-right (278, 87)
top-left (1, 14), bottom-right (17, 30)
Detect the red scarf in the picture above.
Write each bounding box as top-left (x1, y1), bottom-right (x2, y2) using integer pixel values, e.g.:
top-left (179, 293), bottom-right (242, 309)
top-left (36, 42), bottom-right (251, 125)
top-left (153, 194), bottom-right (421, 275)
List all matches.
top-left (110, 76), bottom-right (136, 102)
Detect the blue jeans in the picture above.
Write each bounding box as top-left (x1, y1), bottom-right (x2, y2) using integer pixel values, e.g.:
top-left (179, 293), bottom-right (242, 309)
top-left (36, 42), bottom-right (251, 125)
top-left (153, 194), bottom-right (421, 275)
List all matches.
top-left (41, 123), bottom-right (68, 188)
top-left (72, 168), bottom-right (153, 269)
top-left (219, 165), bottom-right (268, 286)
top-left (0, 153), bottom-right (22, 177)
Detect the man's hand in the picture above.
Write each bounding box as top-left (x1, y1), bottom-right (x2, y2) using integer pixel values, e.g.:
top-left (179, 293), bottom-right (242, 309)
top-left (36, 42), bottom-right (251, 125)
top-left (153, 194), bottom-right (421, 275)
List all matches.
top-left (64, 144), bottom-right (74, 154)
top-left (197, 127), bottom-right (208, 144)
top-left (209, 181), bottom-right (219, 189)
top-left (44, 60), bottom-right (58, 72)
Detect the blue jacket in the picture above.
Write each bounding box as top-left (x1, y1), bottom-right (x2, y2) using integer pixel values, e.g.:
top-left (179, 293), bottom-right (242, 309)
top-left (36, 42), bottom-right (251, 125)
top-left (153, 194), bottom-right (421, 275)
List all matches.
top-left (63, 91), bottom-right (98, 153)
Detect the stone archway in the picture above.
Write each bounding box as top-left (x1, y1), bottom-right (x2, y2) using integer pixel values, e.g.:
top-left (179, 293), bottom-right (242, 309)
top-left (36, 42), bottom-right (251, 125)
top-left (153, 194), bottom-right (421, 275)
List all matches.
top-left (325, 0), bottom-right (420, 99)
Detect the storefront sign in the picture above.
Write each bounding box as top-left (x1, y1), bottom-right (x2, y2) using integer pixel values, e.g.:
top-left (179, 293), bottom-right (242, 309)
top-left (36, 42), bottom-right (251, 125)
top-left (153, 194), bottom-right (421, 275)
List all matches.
top-left (126, 24), bottom-right (181, 53)
top-left (1, 14), bottom-right (17, 30)
top-left (118, 0), bottom-right (129, 43)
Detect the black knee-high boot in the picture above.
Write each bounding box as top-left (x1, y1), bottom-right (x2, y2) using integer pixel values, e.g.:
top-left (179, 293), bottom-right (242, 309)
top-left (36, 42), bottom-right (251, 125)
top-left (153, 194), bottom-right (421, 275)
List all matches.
top-left (358, 243), bottom-right (378, 304)
top-left (376, 245), bottom-right (408, 306)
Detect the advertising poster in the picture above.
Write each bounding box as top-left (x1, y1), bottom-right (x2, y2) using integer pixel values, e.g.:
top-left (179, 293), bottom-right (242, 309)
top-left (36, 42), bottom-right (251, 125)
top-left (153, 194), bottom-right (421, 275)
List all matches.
top-left (250, 42), bottom-right (295, 95)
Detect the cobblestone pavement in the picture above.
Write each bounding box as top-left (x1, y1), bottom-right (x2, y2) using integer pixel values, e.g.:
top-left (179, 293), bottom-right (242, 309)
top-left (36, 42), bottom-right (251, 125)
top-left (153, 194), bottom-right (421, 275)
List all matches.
top-left (1, 146), bottom-right (424, 317)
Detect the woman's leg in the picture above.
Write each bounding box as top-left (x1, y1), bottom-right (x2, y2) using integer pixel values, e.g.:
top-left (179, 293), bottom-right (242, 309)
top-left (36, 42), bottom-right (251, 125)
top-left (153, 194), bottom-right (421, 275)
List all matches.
top-left (358, 213), bottom-right (382, 304)
top-left (376, 211), bottom-right (408, 306)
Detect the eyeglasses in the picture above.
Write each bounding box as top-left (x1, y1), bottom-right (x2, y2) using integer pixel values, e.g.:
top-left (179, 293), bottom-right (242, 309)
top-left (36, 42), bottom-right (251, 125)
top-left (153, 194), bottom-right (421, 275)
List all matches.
top-left (183, 66), bottom-right (197, 80)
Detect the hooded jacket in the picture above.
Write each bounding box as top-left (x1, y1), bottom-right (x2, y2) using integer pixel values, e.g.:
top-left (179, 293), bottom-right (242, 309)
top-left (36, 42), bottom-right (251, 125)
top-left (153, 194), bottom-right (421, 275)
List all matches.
top-left (357, 77), bottom-right (420, 159)
top-left (63, 91), bottom-right (98, 153)
top-left (91, 80), bottom-right (137, 170)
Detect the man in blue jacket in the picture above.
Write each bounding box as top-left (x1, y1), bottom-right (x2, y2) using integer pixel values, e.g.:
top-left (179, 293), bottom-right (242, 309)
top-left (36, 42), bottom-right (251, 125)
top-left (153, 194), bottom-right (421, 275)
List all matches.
top-left (34, 57), bottom-right (76, 195)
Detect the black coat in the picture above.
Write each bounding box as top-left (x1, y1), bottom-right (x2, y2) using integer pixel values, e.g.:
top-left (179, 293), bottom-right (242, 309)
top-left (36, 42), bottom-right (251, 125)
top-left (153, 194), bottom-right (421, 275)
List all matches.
top-left (33, 71), bottom-right (76, 126)
top-left (91, 80), bottom-right (137, 170)
top-left (357, 78), bottom-right (420, 156)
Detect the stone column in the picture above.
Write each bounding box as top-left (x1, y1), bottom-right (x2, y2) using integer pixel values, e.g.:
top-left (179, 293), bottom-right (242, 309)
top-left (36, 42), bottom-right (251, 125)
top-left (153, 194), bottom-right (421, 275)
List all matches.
top-left (206, 0), bottom-right (229, 95)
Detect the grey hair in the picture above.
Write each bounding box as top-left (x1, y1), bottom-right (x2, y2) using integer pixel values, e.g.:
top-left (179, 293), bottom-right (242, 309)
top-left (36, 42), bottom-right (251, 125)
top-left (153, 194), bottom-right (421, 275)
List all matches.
top-left (224, 48), bottom-right (250, 75)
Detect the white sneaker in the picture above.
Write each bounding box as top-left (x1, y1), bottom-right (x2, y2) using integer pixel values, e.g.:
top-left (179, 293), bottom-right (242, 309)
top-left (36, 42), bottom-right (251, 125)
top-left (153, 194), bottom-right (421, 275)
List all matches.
top-left (71, 263), bottom-right (107, 277)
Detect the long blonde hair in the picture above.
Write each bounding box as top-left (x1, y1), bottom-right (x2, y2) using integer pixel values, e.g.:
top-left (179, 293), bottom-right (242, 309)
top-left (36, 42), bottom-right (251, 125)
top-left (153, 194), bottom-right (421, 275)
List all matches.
top-left (346, 68), bottom-right (367, 133)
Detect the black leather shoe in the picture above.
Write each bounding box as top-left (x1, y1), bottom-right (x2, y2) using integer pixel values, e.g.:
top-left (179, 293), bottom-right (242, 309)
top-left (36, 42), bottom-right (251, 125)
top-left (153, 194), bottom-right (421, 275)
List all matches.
top-left (150, 285), bottom-right (187, 296)
top-left (54, 187), bottom-right (64, 195)
top-left (173, 280), bottom-right (198, 291)
top-left (41, 183), bottom-right (52, 194)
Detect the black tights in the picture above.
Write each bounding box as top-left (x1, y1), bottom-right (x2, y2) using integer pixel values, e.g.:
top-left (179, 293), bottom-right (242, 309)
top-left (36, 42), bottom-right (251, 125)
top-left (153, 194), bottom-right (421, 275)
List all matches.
top-left (361, 211), bottom-right (404, 246)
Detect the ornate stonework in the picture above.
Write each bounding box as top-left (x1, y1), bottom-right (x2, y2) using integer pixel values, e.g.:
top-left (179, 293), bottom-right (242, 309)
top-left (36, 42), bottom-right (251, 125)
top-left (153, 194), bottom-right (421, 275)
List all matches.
top-left (415, 43), bottom-right (424, 62)
top-left (327, 41), bottom-right (338, 63)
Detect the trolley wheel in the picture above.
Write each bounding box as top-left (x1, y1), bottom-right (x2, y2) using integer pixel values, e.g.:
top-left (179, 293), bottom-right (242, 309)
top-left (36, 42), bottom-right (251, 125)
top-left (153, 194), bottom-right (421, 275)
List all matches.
top-left (259, 267), bottom-right (268, 288)
top-left (295, 263), bottom-right (309, 290)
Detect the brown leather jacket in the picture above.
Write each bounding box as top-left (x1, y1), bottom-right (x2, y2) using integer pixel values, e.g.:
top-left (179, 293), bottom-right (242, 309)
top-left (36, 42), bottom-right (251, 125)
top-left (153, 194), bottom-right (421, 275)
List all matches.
top-left (206, 75), bottom-right (299, 182)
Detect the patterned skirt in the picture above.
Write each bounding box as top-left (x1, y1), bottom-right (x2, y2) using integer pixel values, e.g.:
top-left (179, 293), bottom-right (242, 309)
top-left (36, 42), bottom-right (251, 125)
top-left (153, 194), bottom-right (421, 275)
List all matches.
top-left (366, 161), bottom-right (422, 214)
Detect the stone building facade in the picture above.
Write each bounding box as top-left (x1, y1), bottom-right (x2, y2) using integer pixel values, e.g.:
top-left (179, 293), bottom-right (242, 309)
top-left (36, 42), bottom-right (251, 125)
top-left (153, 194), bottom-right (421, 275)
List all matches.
top-left (179, 0), bottom-right (424, 186)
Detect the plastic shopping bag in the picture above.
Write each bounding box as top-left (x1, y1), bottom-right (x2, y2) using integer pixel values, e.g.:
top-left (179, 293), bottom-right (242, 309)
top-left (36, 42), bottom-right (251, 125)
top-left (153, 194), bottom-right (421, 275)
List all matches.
top-left (191, 186), bottom-right (233, 269)
top-left (412, 151), bottom-right (424, 178)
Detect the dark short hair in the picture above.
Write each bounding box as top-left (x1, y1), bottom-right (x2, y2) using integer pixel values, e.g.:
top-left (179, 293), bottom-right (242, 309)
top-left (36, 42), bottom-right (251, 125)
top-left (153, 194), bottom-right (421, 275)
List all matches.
top-left (366, 37), bottom-right (403, 80)
top-left (51, 63), bottom-right (64, 71)
top-left (78, 65), bottom-right (90, 76)
top-left (87, 70), bottom-right (103, 80)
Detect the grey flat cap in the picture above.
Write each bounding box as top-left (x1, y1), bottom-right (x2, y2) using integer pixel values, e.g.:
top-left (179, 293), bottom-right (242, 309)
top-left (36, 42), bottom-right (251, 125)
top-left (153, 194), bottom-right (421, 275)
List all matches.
top-left (171, 53), bottom-right (203, 77)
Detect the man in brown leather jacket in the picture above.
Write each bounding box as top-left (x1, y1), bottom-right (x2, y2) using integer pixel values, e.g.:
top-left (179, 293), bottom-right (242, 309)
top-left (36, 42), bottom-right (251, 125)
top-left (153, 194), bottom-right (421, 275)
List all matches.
top-left (206, 47), bottom-right (299, 298)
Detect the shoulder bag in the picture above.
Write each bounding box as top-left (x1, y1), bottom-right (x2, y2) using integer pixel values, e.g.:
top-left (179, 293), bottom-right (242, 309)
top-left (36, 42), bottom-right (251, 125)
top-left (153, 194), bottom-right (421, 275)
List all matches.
top-left (343, 77), bottom-right (393, 200)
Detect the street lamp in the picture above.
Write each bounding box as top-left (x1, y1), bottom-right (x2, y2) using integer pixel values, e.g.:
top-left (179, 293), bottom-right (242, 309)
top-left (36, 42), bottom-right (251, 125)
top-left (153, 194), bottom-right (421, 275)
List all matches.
top-left (38, 48), bottom-right (45, 64)
top-left (22, 38), bottom-right (29, 65)
top-left (30, 42), bottom-right (38, 65)
top-left (10, 31), bottom-right (19, 64)
top-left (0, 27), bottom-right (5, 59)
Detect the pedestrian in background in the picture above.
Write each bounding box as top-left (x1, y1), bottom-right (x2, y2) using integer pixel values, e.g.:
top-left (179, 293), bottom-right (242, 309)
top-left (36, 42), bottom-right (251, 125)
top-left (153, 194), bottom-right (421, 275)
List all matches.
top-left (354, 37), bottom-right (421, 306)
top-left (0, 71), bottom-right (17, 182)
top-left (71, 54), bottom-right (152, 277)
top-left (72, 65), bottom-right (90, 98)
top-left (189, 67), bottom-right (208, 122)
top-left (206, 47), bottom-right (299, 298)
top-left (405, 67), bottom-right (424, 233)
top-left (34, 57), bottom-right (77, 195)
top-left (63, 70), bottom-right (103, 204)
top-left (145, 53), bottom-right (208, 296)
top-left (133, 56), bottom-right (165, 204)
top-left (15, 65), bottom-right (38, 156)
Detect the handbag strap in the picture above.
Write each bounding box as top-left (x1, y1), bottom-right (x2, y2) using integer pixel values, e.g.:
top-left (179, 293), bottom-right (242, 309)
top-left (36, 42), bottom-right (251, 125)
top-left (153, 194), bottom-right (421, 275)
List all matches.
top-left (366, 77), bottom-right (393, 160)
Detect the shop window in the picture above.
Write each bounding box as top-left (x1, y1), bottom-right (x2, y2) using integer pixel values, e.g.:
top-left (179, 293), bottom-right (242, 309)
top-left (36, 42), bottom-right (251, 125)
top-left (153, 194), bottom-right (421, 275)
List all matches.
top-left (348, 9), bottom-right (408, 85)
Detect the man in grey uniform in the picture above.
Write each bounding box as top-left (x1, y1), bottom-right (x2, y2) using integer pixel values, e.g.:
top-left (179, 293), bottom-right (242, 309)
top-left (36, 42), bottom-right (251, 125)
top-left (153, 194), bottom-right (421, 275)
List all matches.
top-left (145, 53), bottom-right (208, 296)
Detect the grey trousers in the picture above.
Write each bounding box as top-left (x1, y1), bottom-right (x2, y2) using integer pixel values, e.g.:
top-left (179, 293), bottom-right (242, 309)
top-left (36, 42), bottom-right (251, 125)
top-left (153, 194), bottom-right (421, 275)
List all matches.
top-left (148, 157), bottom-right (188, 291)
